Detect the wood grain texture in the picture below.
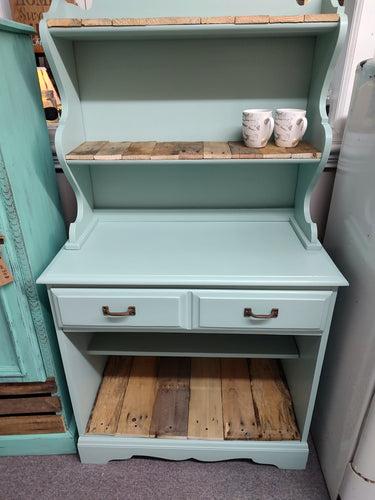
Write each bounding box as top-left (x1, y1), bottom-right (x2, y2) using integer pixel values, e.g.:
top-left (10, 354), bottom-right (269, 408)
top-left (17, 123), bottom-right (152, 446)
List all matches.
top-left (0, 414), bottom-right (66, 435)
top-left (66, 141), bottom-right (108, 160)
top-left (81, 19), bottom-right (112, 27)
top-left (188, 358), bottom-right (223, 440)
top-left (203, 141), bottom-right (232, 159)
top-left (235, 16), bottom-right (270, 24)
top-left (151, 142), bottom-right (203, 160)
top-left (249, 359), bottom-right (300, 440)
top-left (228, 141), bottom-right (264, 159)
top-left (116, 356), bottom-right (159, 437)
top-left (94, 141), bottom-right (131, 160)
top-left (150, 357), bottom-right (190, 438)
top-left (47, 19), bottom-right (82, 27)
top-left (201, 16), bottom-right (235, 24)
top-left (221, 358), bottom-right (259, 440)
top-left (270, 15), bottom-right (305, 24)
top-left (304, 14), bottom-right (340, 23)
top-left (0, 396), bottom-right (61, 416)
top-left (86, 356), bottom-right (132, 435)
top-left (121, 141), bottom-right (157, 160)
top-left (0, 378), bottom-right (57, 396)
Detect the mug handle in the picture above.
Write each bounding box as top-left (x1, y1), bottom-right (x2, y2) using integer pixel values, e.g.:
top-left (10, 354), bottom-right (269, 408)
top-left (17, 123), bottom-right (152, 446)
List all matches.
top-left (265, 117), bottom-right (274, 141)
top-left (297, 116), bottom-right (308, 139)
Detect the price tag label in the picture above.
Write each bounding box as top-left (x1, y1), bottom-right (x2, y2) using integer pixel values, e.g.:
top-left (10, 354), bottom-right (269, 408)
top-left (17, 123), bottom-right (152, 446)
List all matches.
top-left (0, 236), bottom-right (14, 287)
top-left (0, 255), bottom-right (13, 287)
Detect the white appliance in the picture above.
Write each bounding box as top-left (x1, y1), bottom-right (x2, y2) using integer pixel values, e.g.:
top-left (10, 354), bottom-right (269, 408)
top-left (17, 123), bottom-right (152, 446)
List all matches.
top-left (312, 58), bottom-right (375, 499)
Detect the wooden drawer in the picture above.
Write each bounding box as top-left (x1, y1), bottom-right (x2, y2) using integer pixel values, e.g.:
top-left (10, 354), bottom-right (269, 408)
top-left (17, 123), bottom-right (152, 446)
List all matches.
top-left (192, 290), bottom-right (333, 332)
top-left (50, 289), bottom-right (190, 330)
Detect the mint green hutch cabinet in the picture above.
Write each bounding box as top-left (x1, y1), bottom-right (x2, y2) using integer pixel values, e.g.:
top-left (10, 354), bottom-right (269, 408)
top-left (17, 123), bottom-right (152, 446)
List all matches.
top-left (0, 18), bottom-right (75, 455)
top-left (38, 0), bottom-right (347, 468)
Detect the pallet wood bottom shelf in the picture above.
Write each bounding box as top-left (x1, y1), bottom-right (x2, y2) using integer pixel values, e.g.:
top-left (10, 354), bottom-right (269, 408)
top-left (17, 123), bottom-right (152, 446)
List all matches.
top-left (86, 356), bottom-right (300, 441)
top-left (0, 378), bottom-right (66, 435)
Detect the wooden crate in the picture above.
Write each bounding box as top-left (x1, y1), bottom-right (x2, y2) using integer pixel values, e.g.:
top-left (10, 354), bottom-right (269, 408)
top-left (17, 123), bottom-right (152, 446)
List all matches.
top-left (0, 378), bottom-right (66, 435)
top-left (86, 356), bottom-right (300, 441)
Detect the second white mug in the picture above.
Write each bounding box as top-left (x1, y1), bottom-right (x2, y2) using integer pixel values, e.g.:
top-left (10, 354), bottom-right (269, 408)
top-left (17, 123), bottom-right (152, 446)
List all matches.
top-left (242, 109), bottom-right (274, 148)
top-left (274, 108), bottom-right (308, 148)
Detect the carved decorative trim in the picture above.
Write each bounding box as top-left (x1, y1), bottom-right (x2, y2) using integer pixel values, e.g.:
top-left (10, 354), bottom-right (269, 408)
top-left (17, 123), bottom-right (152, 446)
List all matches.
top-left (0, 148), bottom-right (54, 377)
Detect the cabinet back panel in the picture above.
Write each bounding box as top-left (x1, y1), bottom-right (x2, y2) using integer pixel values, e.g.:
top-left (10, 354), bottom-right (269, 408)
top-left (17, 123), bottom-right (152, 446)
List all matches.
top-left (74, 37), bottom-right (314, 142)
top-left (87, 163), bottom-right (298, 209)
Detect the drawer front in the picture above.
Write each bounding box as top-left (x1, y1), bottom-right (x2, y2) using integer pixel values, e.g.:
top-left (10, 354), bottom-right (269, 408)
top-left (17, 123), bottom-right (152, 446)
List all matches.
top-left (50, 289), bottom-right (190, 330)
top-left (193, 290), bottom-right (333, 332)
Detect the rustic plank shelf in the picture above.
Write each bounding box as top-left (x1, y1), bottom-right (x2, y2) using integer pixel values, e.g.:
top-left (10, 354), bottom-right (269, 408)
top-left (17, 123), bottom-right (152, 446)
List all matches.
top-left (66, 140), bottom-right (321, 161)
top-left (47, 14), bottom-right (339, 28)
top-left (85, 356), bottom-right (300, 441)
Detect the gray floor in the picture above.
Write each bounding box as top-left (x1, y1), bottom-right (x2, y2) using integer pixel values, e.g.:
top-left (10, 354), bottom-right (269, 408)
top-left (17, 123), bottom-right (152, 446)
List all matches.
top-left (0, 438), bottom-right (329, 500)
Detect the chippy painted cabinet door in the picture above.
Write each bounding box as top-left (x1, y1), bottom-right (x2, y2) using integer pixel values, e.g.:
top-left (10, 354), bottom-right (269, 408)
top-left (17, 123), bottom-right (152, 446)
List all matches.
top-left (0, 229), bottom-right (45, 382)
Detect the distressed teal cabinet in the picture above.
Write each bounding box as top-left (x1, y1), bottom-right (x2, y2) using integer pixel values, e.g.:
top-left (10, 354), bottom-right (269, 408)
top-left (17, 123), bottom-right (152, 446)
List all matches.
top-left (38, 0), bottom-right (347, 468)
top-left (0, 18), bottom-right (75, 455)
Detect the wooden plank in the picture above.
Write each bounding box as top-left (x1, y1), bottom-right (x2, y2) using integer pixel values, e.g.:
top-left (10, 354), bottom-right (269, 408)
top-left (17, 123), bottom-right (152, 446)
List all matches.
top-left (235, 16), bottom-right (270, 24)
top-left (121, 141), bottom-right (157, 160)
top-left (81, 19), bottom-right (113, 27)
top-left (47, 19), bottom-right (82, 28)
top-left (304, 14), bottom-right (340, 23)
top-left (86, 356), bottom-right (132, 435)
top-left (221, 359), bottom-right (259, 440)
top-left (188, 358), bottom-right (223, 440)
top-left (150, 142), bottom-right (181, 160)
top-left (257, 142), bottom-right (293, 159)
top-left (94, 141), bottom-right (131, 160)
top-left (228, 141), bottom-right (263, 159)
top-left (66, 141), bottom-right (108, 160)
top-left (178, 142), bottom-right (204, 160)
top-left (0, 396), bottom-right (61, 416)
top-left (290, 141), bottom-right (321, 159)
top-left (114, 17), bottom-right (200, 26)
top-left (201, 16), bottom-right (235, 25)
top-left (113, 18), bottom-right (148, 26)
top-left (270, 15), bottom-right (305, 24)
top-left (0, 414), bottom-right (66, 435)
top-left (0, 377), bottom-right (57, 396)
top-left (151, 142), bottom-right (203, 160)
top-left (249, 359), bottom-right (300, 440)
top-left (143, 17), bottom-right (201, 26)
top-left (116, 356), bottom-right (159, 437)
top-left (203, 141), bottom-right (232, 159)
top-left (150, 357), bottom-right (190, 438)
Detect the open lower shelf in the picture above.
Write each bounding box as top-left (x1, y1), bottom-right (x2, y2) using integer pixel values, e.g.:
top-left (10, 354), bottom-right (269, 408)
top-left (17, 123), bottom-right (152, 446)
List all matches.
top-left (86, 356), bottom-right (300, 441)
top-left (87, 333), bottom-right (299, 359)
top-left (66, 140), bottom-right (321, 162)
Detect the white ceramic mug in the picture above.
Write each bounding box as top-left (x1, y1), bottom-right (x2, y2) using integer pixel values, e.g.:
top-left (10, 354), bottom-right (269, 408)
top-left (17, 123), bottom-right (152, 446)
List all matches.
top-left (242, 109), bottom-right (274, 148)
top-left (274, 109), bottom-right (308, 148)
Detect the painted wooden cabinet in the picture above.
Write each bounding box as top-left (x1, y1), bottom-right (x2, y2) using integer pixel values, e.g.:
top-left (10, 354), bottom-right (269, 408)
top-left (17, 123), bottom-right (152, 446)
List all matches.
top-left (38, 0), bottom-right (347, 467)
top-left (0, 18), bottom-right (75, 455)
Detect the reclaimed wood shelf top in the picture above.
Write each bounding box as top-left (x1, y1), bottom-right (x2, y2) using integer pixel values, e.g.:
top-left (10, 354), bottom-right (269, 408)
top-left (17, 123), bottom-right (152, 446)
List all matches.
top-left (47, 14), bottom-right (339, 28)
top-left (85, 356), bottom-right (300, 441)
top-left (66, 140), bottom-right (321, 161)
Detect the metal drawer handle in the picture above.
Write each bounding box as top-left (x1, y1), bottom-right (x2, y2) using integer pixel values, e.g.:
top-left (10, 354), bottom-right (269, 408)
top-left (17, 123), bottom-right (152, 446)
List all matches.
top-left (102, 306), bottom-right (136, 317)
top-left (244, 308), bottom-right (279, 319)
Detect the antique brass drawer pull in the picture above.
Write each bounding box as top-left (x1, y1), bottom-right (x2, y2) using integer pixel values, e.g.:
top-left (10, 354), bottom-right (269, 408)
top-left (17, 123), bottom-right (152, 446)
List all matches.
top-left (244, 308), bottom-right (279, 319)
top-left (102, 306), bottom-right (136, 317)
